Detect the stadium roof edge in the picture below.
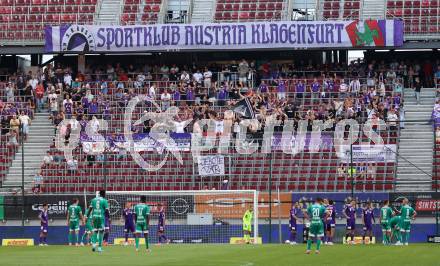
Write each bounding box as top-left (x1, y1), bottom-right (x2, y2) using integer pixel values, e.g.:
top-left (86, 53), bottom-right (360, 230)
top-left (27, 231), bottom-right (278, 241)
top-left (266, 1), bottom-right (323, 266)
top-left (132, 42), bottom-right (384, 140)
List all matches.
top-left (0, 42), bottom-right (439, 55)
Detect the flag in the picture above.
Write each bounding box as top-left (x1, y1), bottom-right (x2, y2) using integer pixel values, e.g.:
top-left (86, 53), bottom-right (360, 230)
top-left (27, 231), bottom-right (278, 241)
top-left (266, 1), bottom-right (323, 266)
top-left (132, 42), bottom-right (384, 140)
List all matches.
top-left (345, 20), bottom-right (384, 47)
top-left (232, 98), bottom-right (255, 118)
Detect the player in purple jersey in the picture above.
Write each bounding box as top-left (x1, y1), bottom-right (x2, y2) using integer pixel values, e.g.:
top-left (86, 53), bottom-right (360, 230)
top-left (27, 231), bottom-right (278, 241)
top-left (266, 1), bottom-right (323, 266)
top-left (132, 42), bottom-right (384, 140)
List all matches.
top-left (288, 202), bottom-right (300, 245)
top-left (362, 202), bottom-right (376, 244)
top-left (344, 199), bottom-right (357, 244)
top-left (123, 202), bottom-right (135, 246)
top-left (157, 203), bottom-right (170, 245)
top-left (38, 203), bottom-right (49, 246)
top-left (103, 210), bottom-right (111, 246)
top-left (324, 200), bottom-right (336, 245)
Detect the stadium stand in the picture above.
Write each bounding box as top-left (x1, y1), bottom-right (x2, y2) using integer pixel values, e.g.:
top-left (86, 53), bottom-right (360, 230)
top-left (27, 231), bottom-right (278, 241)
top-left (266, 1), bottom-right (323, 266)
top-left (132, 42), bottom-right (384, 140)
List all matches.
top-left (0, 0), bottom-right (98, 41)
top-left (214, 0), bottom-right (286, 22)
top-left (385, 0), bottom-right (440, 35)
top-left (0, 59), bottom-right (407, 193)
top-left (121, 0), bottom-right (163, 25)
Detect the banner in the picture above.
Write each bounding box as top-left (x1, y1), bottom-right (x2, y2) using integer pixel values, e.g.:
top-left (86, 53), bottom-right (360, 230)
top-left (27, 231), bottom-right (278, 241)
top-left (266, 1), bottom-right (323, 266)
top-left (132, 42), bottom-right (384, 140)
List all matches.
top-left (194, 192), bottom-right (291, 219)
top-left (271, 132), bottom-right (333, 152)
top-left (45, 20), bottom-right (403, 53)
top-left (198, 155), bottom-right (225, 176)
top-left (106, 194), bottom-right (194, 219)
top-left (389, 192), bottom-right (440, 217)
top-left (340, 144), bottom-right (397, 163)
top-left (3, 195), bottom-right (89, 220)
top-left (2, 239), bottom-right (34, 246)
top-left (80, 133), bottom-right (191, 153)
top-left (229, 237), bottom-right (262, 244)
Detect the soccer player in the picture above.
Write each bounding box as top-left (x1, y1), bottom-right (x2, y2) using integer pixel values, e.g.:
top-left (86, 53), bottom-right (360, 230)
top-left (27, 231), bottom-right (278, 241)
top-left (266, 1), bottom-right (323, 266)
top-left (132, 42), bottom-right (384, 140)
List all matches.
top-left (123, 202), bottom-right (135, 246)
top-left (157, 203), bottom-right (170, 245)
top-left (305, 198), bottom-right (327, 254)
top-left (103, 210), bottom-right (111, 246)
top-left (380, 200), bottom-right (394, 245)
top-left (288, 202), bottom-right (300, 245)
top-left (134, 195), bottom-right (151, 252)
top-left (324, 199), bottom-right (336, 245)
top-left (67, 198), bottom-right (84, 246)
top-left (88, 190), bottom-right (109, 252)
top-left (81, 208), bottom-right (94, 246)
top-left (242, 208), bottom-right (253, 244)
top-left (362, 202), bottom-right (375, 244)
top-left (344, 199), bottom-right (357, 244)
top-left (390, 214), bottom-right (402, 245)
top-left (38, 203), bottom-right (49, 246)
top-left (399, 198), bottom-right (417, 245)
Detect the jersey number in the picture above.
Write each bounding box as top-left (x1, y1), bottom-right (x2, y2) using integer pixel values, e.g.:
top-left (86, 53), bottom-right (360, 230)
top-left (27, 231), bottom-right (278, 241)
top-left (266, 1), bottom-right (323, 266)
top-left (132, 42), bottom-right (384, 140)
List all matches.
top-left (313, 209), bottom-right (319, 218)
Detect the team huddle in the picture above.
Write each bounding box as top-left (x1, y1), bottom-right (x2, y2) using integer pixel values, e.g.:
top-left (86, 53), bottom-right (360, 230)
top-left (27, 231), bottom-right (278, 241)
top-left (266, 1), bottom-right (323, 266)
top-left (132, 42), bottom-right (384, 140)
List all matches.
top-left (284, 197), bottom-right (417, 254)
top-left (38, 190), bottom-right (169, 252)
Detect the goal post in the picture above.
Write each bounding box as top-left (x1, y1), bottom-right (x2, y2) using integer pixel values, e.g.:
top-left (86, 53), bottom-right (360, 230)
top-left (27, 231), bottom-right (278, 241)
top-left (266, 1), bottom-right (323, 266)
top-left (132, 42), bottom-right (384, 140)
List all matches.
top-left (104, 190), bottom-right (259, 244)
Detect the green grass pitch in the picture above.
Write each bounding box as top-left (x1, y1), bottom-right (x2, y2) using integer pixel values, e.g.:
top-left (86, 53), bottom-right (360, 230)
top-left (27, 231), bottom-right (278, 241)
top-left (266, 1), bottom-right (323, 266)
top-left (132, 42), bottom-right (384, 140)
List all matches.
top-left (0, 244), bottom-right (438, 266)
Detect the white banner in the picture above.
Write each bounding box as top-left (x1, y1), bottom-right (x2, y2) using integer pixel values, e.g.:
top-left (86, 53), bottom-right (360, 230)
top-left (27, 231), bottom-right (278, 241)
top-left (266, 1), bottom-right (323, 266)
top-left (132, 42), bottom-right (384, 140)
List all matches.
top-left (45, 20), bottom-right (403, 53)
top-left (340, 144), bottom-right (397, 163)
top-left (198, 155), bottom-right (225, 176)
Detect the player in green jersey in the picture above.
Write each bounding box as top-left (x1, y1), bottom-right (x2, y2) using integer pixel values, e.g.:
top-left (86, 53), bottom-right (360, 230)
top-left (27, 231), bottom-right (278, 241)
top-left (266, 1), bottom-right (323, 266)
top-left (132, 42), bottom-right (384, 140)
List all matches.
top-left (242, 209), bottom-right (253, 244)
top-left (380, 200), bottom-right (394, 245)
top-left (398, 198), bottom-right (417, 246)
top-left (305, 198), bottom-right (328, 254)
top-left (67, 198), bottom-right (84, 246)
top-left (134, 195), bottom-right (151, 252)
top-left (390, 215), bottom-right (402, 245)
top-left (87, 190), bottom-right (109, 253)
top-left (81, 207), bottom-right (94, 246)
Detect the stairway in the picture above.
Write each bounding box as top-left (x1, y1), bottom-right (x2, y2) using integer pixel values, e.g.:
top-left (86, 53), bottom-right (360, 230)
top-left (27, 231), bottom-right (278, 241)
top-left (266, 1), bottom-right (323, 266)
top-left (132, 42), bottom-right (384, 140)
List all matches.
top-left (361, 0), bottom-right (386, 19)
top-left (190, 0), bottom-right (215, 23)
top-left (96, 0), bottom-right (124, 25)
top-left (395, 87), bottom-right (436, 192)
top-left (3, 111), bottom-right (54, 189)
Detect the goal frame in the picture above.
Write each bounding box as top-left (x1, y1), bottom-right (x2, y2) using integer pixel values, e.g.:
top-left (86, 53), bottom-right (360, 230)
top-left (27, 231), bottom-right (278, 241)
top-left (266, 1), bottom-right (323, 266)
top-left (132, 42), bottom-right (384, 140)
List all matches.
top-left (103, 190), bottom-right (259, 242)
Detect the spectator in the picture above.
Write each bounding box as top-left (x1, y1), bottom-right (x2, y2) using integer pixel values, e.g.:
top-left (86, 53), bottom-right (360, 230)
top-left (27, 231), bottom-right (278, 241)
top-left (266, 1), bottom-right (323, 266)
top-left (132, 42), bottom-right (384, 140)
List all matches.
top-left (387, 109), bottom-right (398, 132)
top-left (203, 67), bottom-right (213, 89)
top-left (160, 89), bottom-right (172, 111)
top-left (34, 81), bottom-right (44, 108)
top-left (19, 111), bottom-right (31, 141)
top-left (238, 59), bottom-right (249, 85)
top-left (5, 82), bottom-right (15, 102)
top-left (7, 130), bottom-right (19, 150)
top-left (349, 77), bottom-right (360, 96)
top-left (193, 70), bottom-right (203, 85)
top-left (32, 172), bottom-right (43, 194)
top-left (149, 83), bottom-right (157, 99)
top-left (9, 114), bottom-right (20, 135)
top-left (414, 77), bottom-right (422, 105)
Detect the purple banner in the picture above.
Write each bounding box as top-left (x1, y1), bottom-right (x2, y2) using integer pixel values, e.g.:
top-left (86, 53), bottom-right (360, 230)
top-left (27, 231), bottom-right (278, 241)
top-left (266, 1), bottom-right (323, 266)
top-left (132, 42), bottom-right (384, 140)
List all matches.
top-left (45, 20), bottom-right (403, 53)
top-left (271, 132), bottom-right (334, 152)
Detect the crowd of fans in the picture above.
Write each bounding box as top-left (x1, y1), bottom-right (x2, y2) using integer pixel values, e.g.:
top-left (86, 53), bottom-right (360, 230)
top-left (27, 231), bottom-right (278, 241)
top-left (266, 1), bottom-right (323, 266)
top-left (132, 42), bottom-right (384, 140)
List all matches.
top-left (1, 57), bottom-right (438, 192)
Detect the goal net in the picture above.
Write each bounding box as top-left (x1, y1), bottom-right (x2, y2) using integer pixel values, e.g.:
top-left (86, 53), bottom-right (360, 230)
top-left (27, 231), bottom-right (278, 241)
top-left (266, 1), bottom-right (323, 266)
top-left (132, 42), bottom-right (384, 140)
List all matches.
top-left (103, 190), bottom-right (259, 244)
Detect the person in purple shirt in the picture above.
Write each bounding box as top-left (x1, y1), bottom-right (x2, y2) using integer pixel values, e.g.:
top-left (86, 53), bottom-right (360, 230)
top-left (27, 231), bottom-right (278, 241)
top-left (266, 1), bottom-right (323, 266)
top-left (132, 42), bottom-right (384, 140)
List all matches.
top-left (310, 78), bottom-right (320, 104)
top-left (81, 96), bottom-right (89, 114)
top-left (277, 78), bottom-right (287, 100)
top-left (362, 202), bottom-right (376, 244)
top-left (123, 202), bottom-right (136, 246)
top-left (344, 199), bottom-right (357, 244)
top-left (38, 203), bottom-right (49, 246)
top-left (102, 100), bottom-right (111, 121)
top-left (103, 209), bottom-right (111, 246)
top-left (259, 81), bottom-right (268, 94)
top-left (288, 202), bottom-right (300, 245)
top-left (324, 199), bottom-right (336, 245)
top-left (186, 86), bottom-right (195, 105)
top-left (157, 203), bottom-right (170, 245)
top-left (88, 99), bottom-right (99, 117)
top-left (295, 80), bottom-right (305, 100)
top-left (217, 85), bottom-right (228, 107)
top-left (63, 96), bottom-right (73, 119)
